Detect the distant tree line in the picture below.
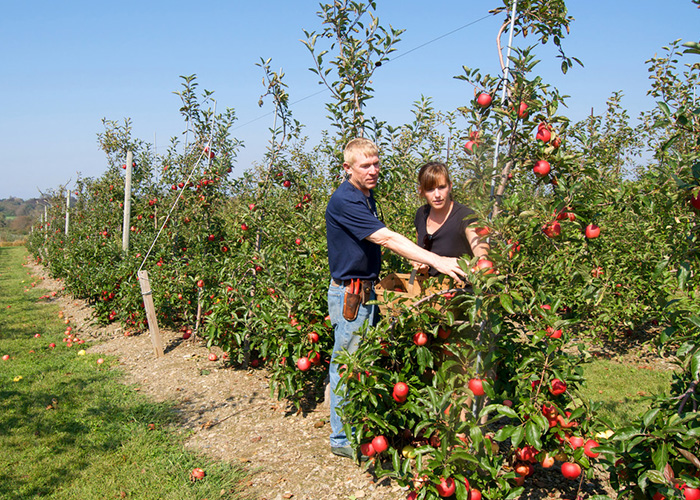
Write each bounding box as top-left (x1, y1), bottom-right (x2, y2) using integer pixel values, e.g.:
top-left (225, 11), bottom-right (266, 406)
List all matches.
top-left (0, 197), bottom-right (45, 238)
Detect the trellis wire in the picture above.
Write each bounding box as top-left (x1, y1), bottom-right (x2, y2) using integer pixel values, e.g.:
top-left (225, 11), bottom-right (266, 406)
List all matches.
top-left (137, 99), bottom-right (218, 274)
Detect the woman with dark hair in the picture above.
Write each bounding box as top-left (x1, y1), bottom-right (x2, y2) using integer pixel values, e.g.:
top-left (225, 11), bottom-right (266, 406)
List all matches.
top-left (413, 162), bottom-right (488, 276)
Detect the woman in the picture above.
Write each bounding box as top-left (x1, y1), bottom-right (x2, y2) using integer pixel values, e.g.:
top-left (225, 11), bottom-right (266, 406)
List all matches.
top-left (413, 162), bottom-right (488, 276)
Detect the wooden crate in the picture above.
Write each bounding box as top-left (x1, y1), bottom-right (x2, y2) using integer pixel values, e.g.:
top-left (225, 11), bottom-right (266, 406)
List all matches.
top-left (374, 272), bottom-right (447, 314)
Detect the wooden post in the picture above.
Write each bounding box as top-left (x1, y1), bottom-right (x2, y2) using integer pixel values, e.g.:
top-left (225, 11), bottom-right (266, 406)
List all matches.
top-left (137, 270), bottom-right (164, 358)
top-left (64, 189), bottom-right (70, 235)
top-left (122, 151), bottom-right (133, 253)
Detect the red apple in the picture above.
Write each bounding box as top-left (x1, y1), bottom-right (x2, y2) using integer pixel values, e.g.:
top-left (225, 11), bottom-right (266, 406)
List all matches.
top-left (208, 353), bottom-right (218, 362)
top-left (197, 279), bottom-right (205, 288)
top-left (584, 439), bottom-right (600, 458)
top-left (360, 442), bottom-right (376, 457)
top-left (568, 435), bottom-right (584, 450)
top-left (295, 238), bottom-right (302, 245)
top-left (283, 180), bottom-right (291, 188)
top-left (515, 462), bottom-right (534, 477)
top-left (546, 326), bottom-right (562, 339)
top-left (308, 351), bottom-right (321, 365)
top-left (413, 331), bottom-right (428, 346)
top-left (536, 128), bottom-right (551, 143)
top-left (542, 221), bottom-right (561, 238)
top-left (476, 93), bottom-right (492, 108)
top-left (541, 453), bottom-right (555, 468)
top-left (437, 326), bottom-right (451, 339)
top-left (2, 354), bottom-right (9, 361)
top-left (470, 489), bottom-right (482, 500)
top-left (49, 343), bottom-right (56, 348)
top-left (469, 378), bottom-right (485, 396)
top-left (585, 224), bottom-right (600, 239)
top-left (549, 378), bottom-right (567, 396)
top-left (533, 160), bottom-right (551, 177)
top-left (393, 382), bottom-right (409, 402)
top-left (561, 461), bottom-right (581, 479)
top-left (464, 140), bottom-right (477, 153)
top-left (681, 485), bottom-right (700, 500)
top-left (517, 101), bottom-right (529, 118)
top-left (691, 191), bottom-right (700, 209)
top-left (97, 358), bottom-right (104, 364)
top-left (516, 445), bottom-right (537, 463)
top-left (297, 357), bottom-right (311, 371)
top-left (473, 259), bottom-right (494, 274)
top-left (190, 468), bottom-right (205, 481)
top-left (371, 435), bottom-right (389, 454)
top-left (307, 332), bottom-right (319, 343)
top-left (542, 403), bottom-right (558, 419)
top-left (436, 477), bottom-right (456, 497)
top-left (241, 223), bottom-right (249, 231)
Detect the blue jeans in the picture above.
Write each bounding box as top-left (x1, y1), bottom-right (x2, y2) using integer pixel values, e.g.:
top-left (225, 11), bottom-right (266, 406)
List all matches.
top-left (328, 280), bottom-right (377, 448)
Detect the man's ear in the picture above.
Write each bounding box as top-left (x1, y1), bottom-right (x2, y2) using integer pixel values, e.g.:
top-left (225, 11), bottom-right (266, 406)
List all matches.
top-left (342, 162), bottom-right (351, 177)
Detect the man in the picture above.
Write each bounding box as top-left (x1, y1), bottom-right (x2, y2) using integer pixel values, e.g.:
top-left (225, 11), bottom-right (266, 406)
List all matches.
top-left (325, 138), bottom-right (467, 460)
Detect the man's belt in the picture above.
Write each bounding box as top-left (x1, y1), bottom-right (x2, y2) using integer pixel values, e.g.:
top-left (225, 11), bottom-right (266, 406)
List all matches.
top-left (332, 278), bottom-right (375, 288)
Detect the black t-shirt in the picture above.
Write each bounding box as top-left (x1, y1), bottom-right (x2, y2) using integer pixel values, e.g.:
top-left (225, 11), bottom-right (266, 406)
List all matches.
top-left (414, 201), bottom-right (476, 276)
top-left (326, 180), bottom-right (386, 281)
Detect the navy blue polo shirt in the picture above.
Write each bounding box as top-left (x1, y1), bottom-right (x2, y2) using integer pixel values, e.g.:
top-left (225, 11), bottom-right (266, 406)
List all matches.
top-left (326, 180), bottom-right (385, 281)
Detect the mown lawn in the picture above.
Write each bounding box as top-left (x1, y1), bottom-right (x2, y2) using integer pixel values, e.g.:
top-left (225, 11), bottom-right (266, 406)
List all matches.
top-left (0, 246), bottom-right (249, 500)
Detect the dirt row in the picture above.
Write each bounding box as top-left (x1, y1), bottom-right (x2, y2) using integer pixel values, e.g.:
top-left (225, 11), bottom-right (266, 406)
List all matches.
top-left (28, 260), bottom-right (616, 500)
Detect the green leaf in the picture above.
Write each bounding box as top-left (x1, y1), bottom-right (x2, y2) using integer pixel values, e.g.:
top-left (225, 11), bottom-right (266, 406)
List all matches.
top-left (653, 259), bottom-right (670, 280)
top-left (493, 425), bottom-right (516, 442)
top-left (652, 442), bottom-right (669, 471)
top-left (658, 101), bottom-right (672, 117)
top-left (530, 413), bottom-right (549, 432)
top-left (687, 316), bottom-right (700, 329)
top-left (506, 486), bottom-right (525, 500)
top-left (525, 419), bottom-right (543, 450)
top-left (645, 470), bottom-right (667, 484)
top-left (494, 404), bottom-right (518, 420)
top-left (643, 408), bottom-right (660, 428)
top-left (510, 425), bottom-right (525, 448)
top-left (499, 293), bottom-right (514, 314)
top-left (691, 350), bottom-right (700, 380)
top-left (611, 427), bottom-right (644, 442)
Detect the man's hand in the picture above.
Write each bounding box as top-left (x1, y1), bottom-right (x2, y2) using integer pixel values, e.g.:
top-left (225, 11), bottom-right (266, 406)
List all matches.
top-left (368, 228), bottom-right (469, 282)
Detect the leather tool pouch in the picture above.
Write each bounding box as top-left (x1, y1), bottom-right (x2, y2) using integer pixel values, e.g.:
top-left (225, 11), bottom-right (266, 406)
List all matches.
top-left (342, 288), bottom-right (362, 321)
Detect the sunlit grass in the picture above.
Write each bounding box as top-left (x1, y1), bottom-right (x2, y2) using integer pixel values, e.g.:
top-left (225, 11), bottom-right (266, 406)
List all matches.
top-left (0, 247), bottom-right (249, 500)
top-left (580, 355), bottom-right (675, 428)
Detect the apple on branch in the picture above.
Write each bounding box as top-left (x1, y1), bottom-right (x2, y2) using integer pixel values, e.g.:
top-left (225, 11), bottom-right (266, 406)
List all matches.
top-left (476, 93), bottom-right (492, 108)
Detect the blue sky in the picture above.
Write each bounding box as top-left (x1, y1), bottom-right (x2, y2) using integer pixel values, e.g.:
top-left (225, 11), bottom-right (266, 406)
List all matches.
top-left (1, 1), bottom-right (698, 199)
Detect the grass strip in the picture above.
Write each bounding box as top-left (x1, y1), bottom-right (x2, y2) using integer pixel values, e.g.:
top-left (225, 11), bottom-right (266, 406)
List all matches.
top-left (0, 247), bottom-right (249, 500)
